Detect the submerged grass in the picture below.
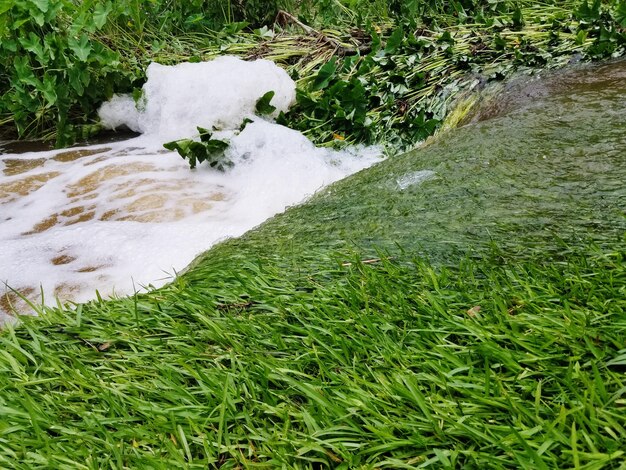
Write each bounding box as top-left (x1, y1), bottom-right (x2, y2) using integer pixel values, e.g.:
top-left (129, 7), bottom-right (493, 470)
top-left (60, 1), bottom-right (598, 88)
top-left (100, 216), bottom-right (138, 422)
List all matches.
top-left (0, 245), bottom-right (625, 467)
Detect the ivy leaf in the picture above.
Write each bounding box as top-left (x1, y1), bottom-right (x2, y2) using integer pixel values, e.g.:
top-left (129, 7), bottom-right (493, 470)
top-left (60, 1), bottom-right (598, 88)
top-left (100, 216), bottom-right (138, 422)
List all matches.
top-left (19, 32), bottom-right (46, 65)
top-left (512, 7), bottom-right (524, 30)
top-left (312, 57), bottom-right (337, 91)
top-left (204, 139), bottom-right (229, 154)
top-left (41, 74), bottom-right (57, 106)
top-left (197, 126), bottom-right (213, 142)
top-left (68, 34), bottom-right (91, 62)
top-left (255, 91), bottom-right (276, 115)
top-left (2, 39), bottom-right (18, 52)
top-left (342, 80), bottom-right (367, 124)
top-left (164, 139), bottom-right (192, 154)
top-left (576, 0), bottom-right (602, 22)
top-left (27, 2), bottom-right (46, 25)
top-left (385, 26), bottom-right (404, 54)
top-left (239, 118), bottom-right (253, 132)
top-left (13, 56), bottom-right (39, 88)
top-left (164, 136), bottom-right (230, 170)
top-left (93, 2), bottom-right (112, 30)
top-left (68, 67), bottom-right (85, 95)
top-left (188, 141), bottom-right (209, 165)
top-left (29, 0), bottom-right (49, 13)
top-left (164, 139), bottom-right (194, 166)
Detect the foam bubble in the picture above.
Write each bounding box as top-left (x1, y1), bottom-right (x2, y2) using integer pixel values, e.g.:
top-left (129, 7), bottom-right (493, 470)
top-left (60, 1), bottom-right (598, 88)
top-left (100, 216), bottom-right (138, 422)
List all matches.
top-left (98, 95), bottom-right (141, 133)
top-left (99, 56), bottom-right (296, 141)
top-left (396, 170), bottom-right (436, 190)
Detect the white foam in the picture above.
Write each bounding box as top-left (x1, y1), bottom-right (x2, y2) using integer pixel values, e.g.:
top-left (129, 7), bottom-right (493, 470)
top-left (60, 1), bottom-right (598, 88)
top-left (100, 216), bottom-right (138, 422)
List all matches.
top-left (99, 56), bottom-right (296, 141)
top-left (396, 170), bottom-right (436, 190)
top-left (0, 57), bottom-right (382, 321)
top-left (98, 95), bottom-right (141, 133)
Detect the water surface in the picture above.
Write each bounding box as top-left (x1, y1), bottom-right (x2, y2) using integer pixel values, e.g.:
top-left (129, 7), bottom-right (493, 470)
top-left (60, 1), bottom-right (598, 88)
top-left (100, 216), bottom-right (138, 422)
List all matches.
top-left (194, 60), bottom-right (626, 272)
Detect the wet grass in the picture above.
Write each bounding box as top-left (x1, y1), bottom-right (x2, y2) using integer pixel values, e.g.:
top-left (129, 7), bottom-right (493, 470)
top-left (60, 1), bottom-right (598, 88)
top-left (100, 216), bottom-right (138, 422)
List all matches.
top-left (1, 58), bottom-right (626, 467)
top-left (0, 243), bottom-right (625, 468)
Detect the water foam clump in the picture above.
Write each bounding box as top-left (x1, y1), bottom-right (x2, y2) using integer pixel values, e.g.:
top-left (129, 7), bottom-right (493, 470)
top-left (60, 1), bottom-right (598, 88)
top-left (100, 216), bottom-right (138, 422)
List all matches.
top-left (99, 56), bottom-right (296, 141)
top-left (1, 57), bottom-right (380, 323)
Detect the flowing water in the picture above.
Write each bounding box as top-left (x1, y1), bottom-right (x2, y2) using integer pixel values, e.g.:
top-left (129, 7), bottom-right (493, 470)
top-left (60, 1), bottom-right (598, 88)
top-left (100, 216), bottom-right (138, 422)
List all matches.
top-left (193, 59), bottom-right (626, 271)
top-left (0, 57), bottom-right (381, 322)
top-left (1, 59), bottom-right (625, 322)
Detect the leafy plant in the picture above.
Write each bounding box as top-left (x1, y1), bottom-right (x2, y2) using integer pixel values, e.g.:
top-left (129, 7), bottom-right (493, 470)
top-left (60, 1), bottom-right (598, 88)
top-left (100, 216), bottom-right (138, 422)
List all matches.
top-left (164, 127), bottom-right (231, 170)
top-left (255, 90), bottom-right (277, 115)
top-left (0, 0), bottom-right (141, 145)
top-left (1, 0), bottom-right (625, 149)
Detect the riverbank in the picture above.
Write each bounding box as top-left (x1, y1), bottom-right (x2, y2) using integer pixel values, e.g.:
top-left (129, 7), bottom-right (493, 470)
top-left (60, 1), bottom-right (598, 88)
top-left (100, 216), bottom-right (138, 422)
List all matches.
top-left (1, 1), bottom-right (625, 149)
top-left (2, 244), bottom-right (624, 467)
top-left (1, 2), bottom-right (626, 467)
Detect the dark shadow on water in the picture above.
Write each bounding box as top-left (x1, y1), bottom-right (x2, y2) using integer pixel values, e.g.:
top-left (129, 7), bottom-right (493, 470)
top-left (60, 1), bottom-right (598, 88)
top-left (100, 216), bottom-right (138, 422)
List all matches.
top-left (0, 129), bottom-right (140, 155)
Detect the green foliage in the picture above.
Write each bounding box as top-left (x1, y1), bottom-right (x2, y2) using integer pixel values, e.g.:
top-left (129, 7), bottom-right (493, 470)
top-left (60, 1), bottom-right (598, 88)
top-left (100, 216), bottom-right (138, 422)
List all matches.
top-left (0, 0), bottom-right (293, 144)
top-left (279, 1), bottom-right (625, 148)
top-left (166, 89), bottom-right (282, 170)
top-left (164, 127), bottom-right (231, 170)
top-left (1, 0), bottom-right (625, 147)
top-left (574, 0), bottom-right (626, 57)
top-left (255, 90), bottom-right (277, 115)
top-left (0, 0), bottom-right (136, 145)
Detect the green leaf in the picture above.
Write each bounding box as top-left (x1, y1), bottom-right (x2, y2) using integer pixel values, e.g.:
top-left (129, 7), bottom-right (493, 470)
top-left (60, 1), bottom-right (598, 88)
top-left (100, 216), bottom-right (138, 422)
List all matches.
top-left (133, 87), bottom-right (144, 107)
top-left (164, 136), bottom-right (230, 171)
top-left (68, 34), bottom-right (91, 62)
top-left (255, 91), bottom-right (276, 116)
top-left (312, 57), bottom-right (337, 91)
top-left (188, 141), bottom-right (209, 164)
top-left (27, 3), bottom-right (45, 26)
top-left (512, 7), bottom-right (524, 29)
top-left (223, 21), bottom-right (249, 35)
top-left (576, 0), bottom-right (601, 22)
top-left (616, 0), bottom-right (626, 28)
top-left (2, 39), bottom-right (17, 52)
top-left (41, 74), bottom-right (57, 106)
top-left (19, 32), bottom-right (46, 65)
top-left (385, 26), bottom-right (404, 54)
top-left (239, 118), bottom-right (253, 132)
top-left (204, 139), bottom-right (229, 154)
top-left (197, 126), bottom-right (213, 142)
top-left (164, 138), bottom-right (193, 154)
top-left (29, 0), bottom-right (49, 13)
top-left (93, 2), bottom-right (112, 30)
top-left (68, 67), bottom-right (85, 95)
top-left (438, 31), bottom-right (454, 44)
top-left (0, 3), bottom-right (13, 15)
top-left (13, 56), bottom-right (39, 88)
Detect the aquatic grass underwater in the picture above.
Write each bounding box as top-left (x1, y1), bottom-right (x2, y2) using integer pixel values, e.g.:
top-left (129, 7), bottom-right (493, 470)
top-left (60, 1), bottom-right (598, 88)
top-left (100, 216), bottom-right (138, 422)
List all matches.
top-left (0, 245), bottom-right (625, 467)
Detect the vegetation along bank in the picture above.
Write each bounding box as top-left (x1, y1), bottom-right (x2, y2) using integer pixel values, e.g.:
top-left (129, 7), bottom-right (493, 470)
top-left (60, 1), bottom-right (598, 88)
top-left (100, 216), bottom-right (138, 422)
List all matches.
top-left (1, 0), bottom-right (625, 148)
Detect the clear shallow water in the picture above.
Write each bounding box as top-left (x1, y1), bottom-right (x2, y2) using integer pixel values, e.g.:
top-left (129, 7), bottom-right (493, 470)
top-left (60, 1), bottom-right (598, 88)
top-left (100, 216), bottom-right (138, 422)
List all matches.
top-left (194, 60), bottom-right (626, 271)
